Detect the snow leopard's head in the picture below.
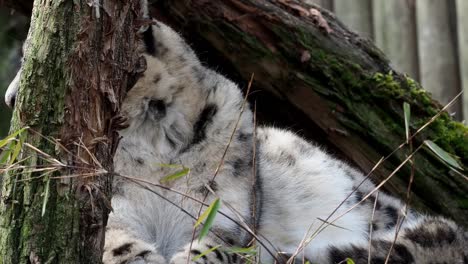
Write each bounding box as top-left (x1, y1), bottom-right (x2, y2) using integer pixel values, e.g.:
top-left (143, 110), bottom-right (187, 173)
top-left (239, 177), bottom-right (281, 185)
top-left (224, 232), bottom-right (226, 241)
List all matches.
top-left (118, 22), bottom-right (210, 154)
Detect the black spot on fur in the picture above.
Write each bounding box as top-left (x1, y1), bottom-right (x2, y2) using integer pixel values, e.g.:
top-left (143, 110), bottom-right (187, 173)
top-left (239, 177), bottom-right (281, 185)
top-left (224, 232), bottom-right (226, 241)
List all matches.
top-left (156, 43), bottom-right (169, 58)
top-left (148, 99), bottom-right (166, 120)
top-left (143, 26), bottom-right (156, 56)
top-left (112, 242), bottom-right (133, 256)
top-left (210, 82), bottom-right (219, 94)
top-left (197, 180), bottom-right (218, 195)
top-left (372, 222), bottom-right (379, 232)
top-left (366, 194), bottom-right (381, 209)
top-left (213, 248), bottom-right (224, 261)
top-left (135, 158), bottom-right (144, 165)
top-left (231, 253), bottom-right (238, 263)
top-left (329, 246), bottom-right (367, 263)
top-left (226, 238), bottom-right (235, 245)
top-left (178, 55), bottom-right (186, 63)
top-left (232, 158), bottom-right (247, 176)
top-left (136, 250), bottom-right (152, 258)
top-left (372, 241), bottom-right (414, 264)
top-left (405, 223), bottom-right (457, 247)
top-left (238, 132), bottom-right (252, 142)
top-left (354, 191), bottom-right (364, 202)
top-left (370, 257), bottom-right (385, 263)
top-left (392, 243), bottom-right (415, 263)
top-left (191, 104), bottom-right (218, 146)
top-left (436, 226), bottom-right (457, 244)
top-left (170, 85), bottom-right (185, 95)
top-left (280, 150), bottom-right (296, 166)
top-left (153, 73), bottom-right (162, 84)
top-left (384, 206), bottom-right (399, 229)
top-left (209, 180), bottom-right (218, 192)
top-left (192, 66), bottom-right (205, 83)
top-left (190, 249), bottom-right (206, 260)
top-left (275, 253), bottom-right (294, 264)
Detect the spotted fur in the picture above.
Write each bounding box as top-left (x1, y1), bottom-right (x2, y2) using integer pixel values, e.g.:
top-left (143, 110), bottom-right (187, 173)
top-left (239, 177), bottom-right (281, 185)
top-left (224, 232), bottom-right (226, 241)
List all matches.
top-left (5, 5), bottom-right (467, 264)
top-left (103, 20), bottom-right (467, 264)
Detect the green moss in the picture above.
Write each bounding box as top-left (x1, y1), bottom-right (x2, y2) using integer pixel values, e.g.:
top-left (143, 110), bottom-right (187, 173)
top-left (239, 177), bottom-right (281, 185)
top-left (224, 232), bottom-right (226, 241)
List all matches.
top-left (370, 72), bottom-right (405, 98)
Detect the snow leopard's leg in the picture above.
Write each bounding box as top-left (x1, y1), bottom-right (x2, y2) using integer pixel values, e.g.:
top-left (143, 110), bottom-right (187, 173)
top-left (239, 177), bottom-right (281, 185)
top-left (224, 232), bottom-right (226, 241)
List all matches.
top-left (103, 229), bottom-right (166, 264)
top-left (169, 237), bottom-right (242, 264)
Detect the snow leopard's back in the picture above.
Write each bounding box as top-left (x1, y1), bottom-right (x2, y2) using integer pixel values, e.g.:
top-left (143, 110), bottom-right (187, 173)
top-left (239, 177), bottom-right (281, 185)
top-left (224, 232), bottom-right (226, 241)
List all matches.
top-left (256, 127), bottom-right (468, 263)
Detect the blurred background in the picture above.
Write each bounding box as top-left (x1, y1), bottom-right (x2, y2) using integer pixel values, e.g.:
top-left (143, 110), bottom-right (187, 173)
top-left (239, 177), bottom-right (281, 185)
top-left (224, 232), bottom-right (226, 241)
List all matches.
top-left (0, 8), bottom-right (28, 138)
top-left (0, 0), bottom-right (466, 138)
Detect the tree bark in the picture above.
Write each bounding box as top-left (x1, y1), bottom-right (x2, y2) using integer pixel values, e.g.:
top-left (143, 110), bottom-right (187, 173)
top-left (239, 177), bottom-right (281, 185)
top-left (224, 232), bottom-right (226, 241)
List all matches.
top-left (0, 0), bottom-right (141, 263)
top-left (151, 0), bottom-right (468, 224)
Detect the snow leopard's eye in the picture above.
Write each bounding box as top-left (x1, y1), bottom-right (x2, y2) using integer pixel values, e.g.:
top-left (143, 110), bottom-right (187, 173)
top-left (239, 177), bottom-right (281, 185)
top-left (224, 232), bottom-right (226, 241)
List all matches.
top-left (148, 98), bottom-right (166, 119)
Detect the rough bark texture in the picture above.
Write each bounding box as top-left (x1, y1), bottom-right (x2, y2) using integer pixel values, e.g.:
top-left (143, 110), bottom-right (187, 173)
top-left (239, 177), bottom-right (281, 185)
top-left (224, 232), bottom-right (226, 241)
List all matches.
top-left (151, 0), bottom-right (468, 224)
top-left (0, 0), bottom-right (141, 263)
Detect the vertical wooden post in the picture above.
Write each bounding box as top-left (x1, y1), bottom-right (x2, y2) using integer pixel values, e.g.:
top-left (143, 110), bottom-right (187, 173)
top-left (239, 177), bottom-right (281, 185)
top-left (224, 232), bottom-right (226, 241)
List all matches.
top-left (416, 0), bottom-right (461, 119)
top-left (334, 0), bottom-right (373, 39)
top-left (373, 0), bottom-right (419, 80)
top-left (456, 0), bottom-right (468, 120)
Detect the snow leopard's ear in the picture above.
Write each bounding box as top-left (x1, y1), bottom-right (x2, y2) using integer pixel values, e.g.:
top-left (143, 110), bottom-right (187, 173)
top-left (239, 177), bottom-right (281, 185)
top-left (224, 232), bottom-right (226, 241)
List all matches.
top-left (138, 0), bottom-right (151, 33)
top-left (141, 0), bottom-right (150, 19)
top-left (137, 0), bottom-right (157, 56)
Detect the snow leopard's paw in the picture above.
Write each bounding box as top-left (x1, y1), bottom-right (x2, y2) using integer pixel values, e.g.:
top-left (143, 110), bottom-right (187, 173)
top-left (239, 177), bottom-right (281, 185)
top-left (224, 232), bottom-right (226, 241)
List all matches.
top-left (103, 229), bottom-right (166, 264)
top-left (170, 238), bottom-right (239, 264)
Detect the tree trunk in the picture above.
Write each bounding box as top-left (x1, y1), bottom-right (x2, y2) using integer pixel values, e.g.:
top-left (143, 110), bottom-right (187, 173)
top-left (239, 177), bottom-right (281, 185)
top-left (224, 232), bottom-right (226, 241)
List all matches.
top-left (0, 0), bottom-right (141, 263)
top-left (150, 0), bottom-right (468, 224)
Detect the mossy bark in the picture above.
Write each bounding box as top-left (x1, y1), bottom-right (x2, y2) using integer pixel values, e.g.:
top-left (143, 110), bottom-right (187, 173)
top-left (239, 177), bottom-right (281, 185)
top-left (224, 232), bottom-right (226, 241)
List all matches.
top-left (152, 0), bottom-right (468, 224)
top-left (0, 0), bottom-right (141, 263)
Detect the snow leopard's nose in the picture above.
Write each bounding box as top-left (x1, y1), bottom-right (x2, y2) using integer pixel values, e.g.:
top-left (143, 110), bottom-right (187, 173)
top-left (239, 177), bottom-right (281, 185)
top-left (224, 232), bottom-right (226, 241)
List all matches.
top-left (148, 98), bottom-right (166, 119)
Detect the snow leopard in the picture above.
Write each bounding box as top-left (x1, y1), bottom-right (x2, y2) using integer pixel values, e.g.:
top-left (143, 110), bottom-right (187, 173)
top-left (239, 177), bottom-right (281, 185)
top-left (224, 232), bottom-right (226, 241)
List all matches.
top-left (99, 19), bottom-right (468, 264)
top-left (5, 9), bottom-right (467, 264)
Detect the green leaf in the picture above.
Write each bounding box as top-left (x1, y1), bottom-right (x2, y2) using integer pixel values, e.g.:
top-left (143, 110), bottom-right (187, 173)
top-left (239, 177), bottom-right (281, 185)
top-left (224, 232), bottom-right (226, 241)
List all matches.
top-left (0, 146), bottom-right (12, 165)
top-left (160, 167), bottom-right (190, 183)
top-left (196, 198), bottom-right (220, 241)
top-left (0, 127), bottom-right (27, 148)
top-left (424, 140), bottom-right (463, 171)
top-left (403, 102), bottom-right (411, 142)
top-left (191, 245), bottom-right (221, 261)
top-left (346, 258), bottom-right (355, 264)
top-left (155, 163), bottom-right (184, 168)
top-left (10, 130), bottom-right (26, 165)
top-left (225, 246), bottom-right (257, 255)
top-left (1, 141), bottom-right (15, 165)
top-left (42, 175), bottom-right (51, 217)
